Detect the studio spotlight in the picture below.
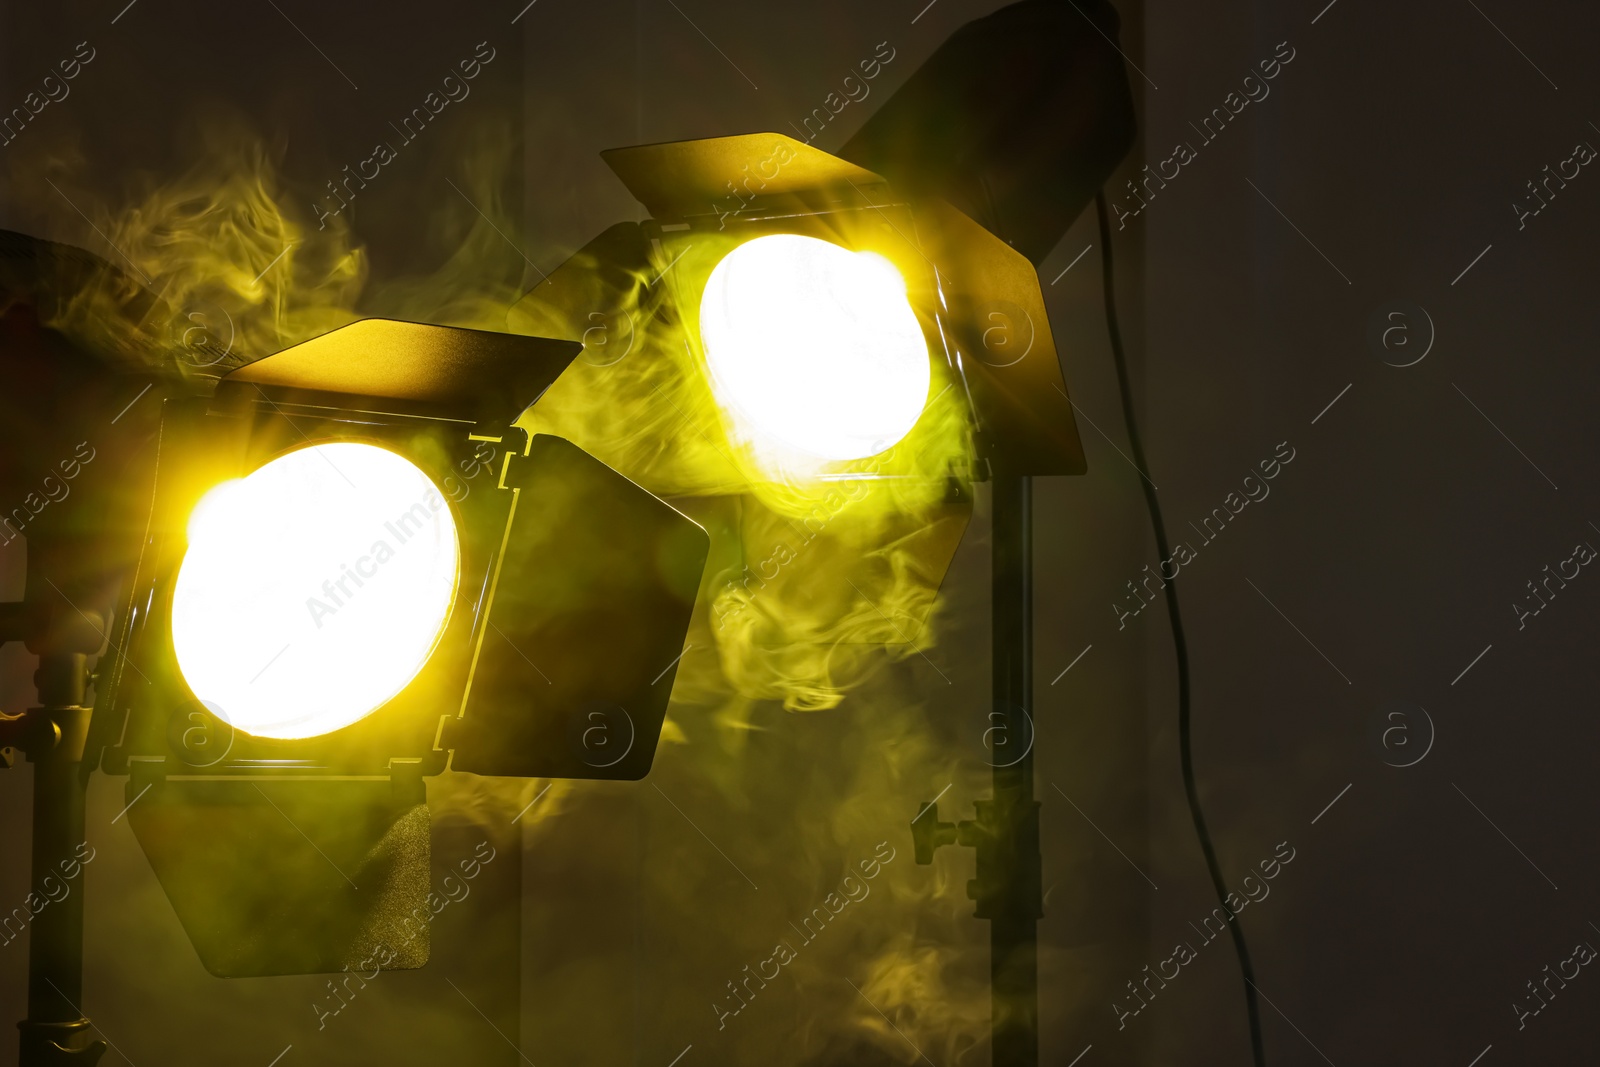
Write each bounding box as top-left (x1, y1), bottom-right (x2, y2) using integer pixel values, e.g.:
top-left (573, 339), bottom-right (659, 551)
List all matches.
top-left (97, 317), bottom-right (709, 781)
top-left (78, 317), bottom-right (709, 976)
top-left (511, 3), bottom-right (1137, 1062)
top-left (508, 134), bottom-right (1086, 670)
top-left (517, 132), bottom-right (1086, 485)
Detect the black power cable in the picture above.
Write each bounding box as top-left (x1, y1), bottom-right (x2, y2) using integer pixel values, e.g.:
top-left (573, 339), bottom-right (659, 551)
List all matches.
top-left (1092, 191), bottom-right (1268, 1067)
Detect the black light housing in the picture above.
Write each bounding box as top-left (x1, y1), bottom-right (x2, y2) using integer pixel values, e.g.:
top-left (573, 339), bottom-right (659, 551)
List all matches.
top-left (84, 317), bottom-right (709, 976)
top-left (514, 132), bottom-right (1089, 484)
top-left (507, 134), bottom-right (1089, 665)
top-left (97, 318), bottom-right (708, 780)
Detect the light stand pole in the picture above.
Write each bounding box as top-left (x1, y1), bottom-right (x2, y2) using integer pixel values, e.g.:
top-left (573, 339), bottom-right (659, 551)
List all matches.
top-left (986, 472), bottom-right (1041, 1065)
top-left (1, 229), bottom-right (155, 1067)
top-left (19, 656), bottom-right (101, 1067)
top-left (3, 534), bottom-right (110, 1067)
top-left (910, 474), bottom-right (1042, 1066)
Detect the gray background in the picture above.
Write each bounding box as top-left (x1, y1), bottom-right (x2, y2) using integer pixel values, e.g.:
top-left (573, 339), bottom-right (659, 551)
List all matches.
top-left (2, 0), bottom-right (1597, 1064)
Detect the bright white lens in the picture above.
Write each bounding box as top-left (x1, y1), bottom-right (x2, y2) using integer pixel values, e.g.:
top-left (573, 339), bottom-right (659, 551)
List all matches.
top-left (171, 442), bottom-right (459, 740)
top-left (698, 234), bottom-right (931, 462)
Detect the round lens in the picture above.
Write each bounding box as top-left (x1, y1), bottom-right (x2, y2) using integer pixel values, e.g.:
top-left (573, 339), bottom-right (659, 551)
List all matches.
top-left (698, 233), bottom-right (931, 462)
top-left (171, 442), bottom-right (460, 740)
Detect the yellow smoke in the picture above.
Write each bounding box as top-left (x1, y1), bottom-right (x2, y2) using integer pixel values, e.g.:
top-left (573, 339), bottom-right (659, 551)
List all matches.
top-left (11, 120), bottom-right (360, 380)
top-left (9, 110), bottom-right (990, 1062)
top-left (11, 114), bottom-right (549, 382)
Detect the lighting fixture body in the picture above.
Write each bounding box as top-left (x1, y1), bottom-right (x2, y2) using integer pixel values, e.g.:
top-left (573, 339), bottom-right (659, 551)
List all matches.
top-left (513, 134), bottom-right (1086, 490)
top-left (596, 132), bottom-right (1087, 482)
top-left (80, 317), bottom-right (708, 978)
top-left (96, 317), bottom-right (709, 781)
top-left (508, 134), bottom-right (1084, 657)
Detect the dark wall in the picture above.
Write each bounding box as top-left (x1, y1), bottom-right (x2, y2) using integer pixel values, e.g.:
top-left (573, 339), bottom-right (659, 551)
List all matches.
top-left (1130, 1), bottom-right (1600, 1064)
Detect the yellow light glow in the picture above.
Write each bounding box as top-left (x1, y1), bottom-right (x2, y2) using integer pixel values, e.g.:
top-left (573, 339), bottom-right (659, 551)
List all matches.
top-left (698, 233), bottom-right (931, 462)
top-left (171, 442), bottom-right (460, 740)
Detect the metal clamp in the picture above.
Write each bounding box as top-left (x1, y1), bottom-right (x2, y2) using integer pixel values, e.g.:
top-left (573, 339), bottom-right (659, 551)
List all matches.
top-left (912, 797), bottom-right (1043, 922)
top-left (17, 1020), bottom-right (107, 1066)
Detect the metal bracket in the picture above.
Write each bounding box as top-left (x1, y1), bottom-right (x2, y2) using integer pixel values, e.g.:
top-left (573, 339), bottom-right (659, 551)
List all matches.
top-left (912, 798), bottom-right (1043, 922)
top-left (912, 801), bottom-right (974, 864)
top-left (0, 709), bottom-right (53, 768)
